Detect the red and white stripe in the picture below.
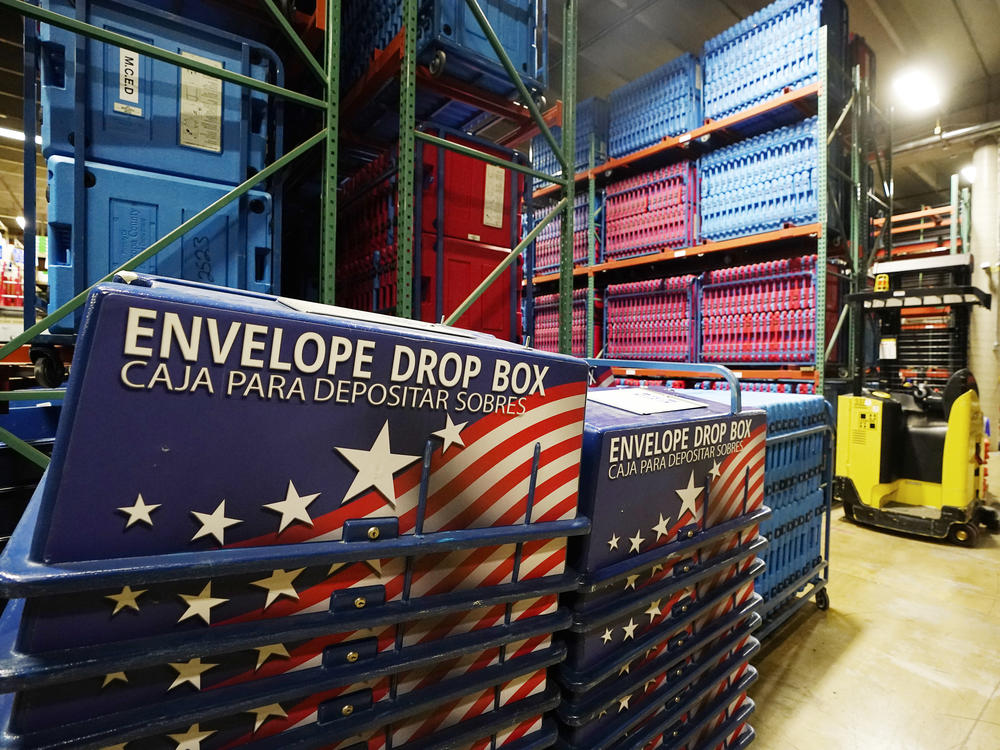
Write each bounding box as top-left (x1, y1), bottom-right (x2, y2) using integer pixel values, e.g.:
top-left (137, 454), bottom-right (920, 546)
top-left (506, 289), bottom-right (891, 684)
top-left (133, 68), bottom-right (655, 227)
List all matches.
top-left (705, 425), bottom-right (766, 529)
top-left (495, 715), bottom-right (545, 746)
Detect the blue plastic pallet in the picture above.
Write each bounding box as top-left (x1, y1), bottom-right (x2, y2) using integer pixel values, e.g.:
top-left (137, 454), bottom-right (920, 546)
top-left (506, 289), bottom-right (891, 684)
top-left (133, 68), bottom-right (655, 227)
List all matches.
top-left (40, 0), bottom-right (282, 185)
top-left (45, 157), bottom-right (276, 333)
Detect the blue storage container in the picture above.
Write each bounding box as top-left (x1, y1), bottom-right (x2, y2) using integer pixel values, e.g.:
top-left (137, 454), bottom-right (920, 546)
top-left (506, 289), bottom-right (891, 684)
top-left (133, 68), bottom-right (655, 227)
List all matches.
top-left (45, 157), bottom-right (276, 332)
top-left (702, 0), bottom-right (848, 121)
top-left (531, 97), bottom-right (610, 178)
top-left (40, 0), bottom-right (282, 185)
top-left (342, 0), bottom-right (545, 98)
top-left (608, 54), bottom-right (702, 159)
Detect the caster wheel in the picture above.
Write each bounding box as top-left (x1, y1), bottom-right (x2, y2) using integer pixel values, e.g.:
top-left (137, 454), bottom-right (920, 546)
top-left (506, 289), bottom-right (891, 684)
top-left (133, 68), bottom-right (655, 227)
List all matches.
top-left (429, 50), bottom-right (446, 77)
top-left (815, 589), bottom-right (830, 611)
top-left (948, 523), bottom-right (978, 548)
top-left (33, 354), bottom-right (65, 388)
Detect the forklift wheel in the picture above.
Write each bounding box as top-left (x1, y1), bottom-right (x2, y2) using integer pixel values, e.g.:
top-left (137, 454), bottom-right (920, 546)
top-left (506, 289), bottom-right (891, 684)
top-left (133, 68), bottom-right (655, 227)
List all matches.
top-left (33, 354), bottom-right (65, 388)
top-left (947, 523), bottom-right (979, 548)
top-left (815, 589), bottom-right (830, 611)
top-left (841, 503), bottom-right (854, 522)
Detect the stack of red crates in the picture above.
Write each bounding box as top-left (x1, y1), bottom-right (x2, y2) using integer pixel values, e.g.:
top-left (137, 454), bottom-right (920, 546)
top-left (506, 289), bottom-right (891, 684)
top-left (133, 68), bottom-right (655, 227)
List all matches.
top-left (0, 256), bottom-right (24, 309)
top-left (700, 254), bottom-right (840, 364)
top-left (337, 129), bottom-right (525, 341)
top-left (604, 163), bottom-right (698, 260)
top-left (605, 275), bottom-right (697, 361)
top-left (532, 289), bottom-right (602, 357)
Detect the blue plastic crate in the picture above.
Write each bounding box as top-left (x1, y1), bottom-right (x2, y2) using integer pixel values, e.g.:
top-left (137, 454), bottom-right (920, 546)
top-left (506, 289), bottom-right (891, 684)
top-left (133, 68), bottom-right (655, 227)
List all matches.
top-left (608, 54), bottom-right (702, 159)
top-left (531, 97), bottom-right (609, 177)
top-left (40, 0), bottom-right (282, 185)
top-left (45, 157), bottom-right (276, 333)
top-left (699, 117), bottom-right (819, 241)
top-left (702, 0), bottom-right (848, 121)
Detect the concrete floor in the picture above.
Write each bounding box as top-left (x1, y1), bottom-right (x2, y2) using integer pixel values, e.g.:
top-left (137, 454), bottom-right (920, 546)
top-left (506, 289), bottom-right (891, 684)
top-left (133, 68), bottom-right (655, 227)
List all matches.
top-left (752, 506), bottom-right (1000, 750)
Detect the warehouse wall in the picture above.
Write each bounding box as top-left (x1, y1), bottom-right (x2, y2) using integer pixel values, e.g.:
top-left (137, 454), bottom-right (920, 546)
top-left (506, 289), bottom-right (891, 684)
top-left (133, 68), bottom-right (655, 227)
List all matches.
top-left (969, 138), bottom-right (1000, 431)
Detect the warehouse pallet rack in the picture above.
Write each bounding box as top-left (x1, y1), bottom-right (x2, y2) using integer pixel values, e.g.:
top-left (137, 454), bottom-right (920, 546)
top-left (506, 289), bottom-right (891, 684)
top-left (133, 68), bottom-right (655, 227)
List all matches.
top-left (0, 0), bottom-right (583, 471)
top-left (529, 30), bottom-right (893, 400)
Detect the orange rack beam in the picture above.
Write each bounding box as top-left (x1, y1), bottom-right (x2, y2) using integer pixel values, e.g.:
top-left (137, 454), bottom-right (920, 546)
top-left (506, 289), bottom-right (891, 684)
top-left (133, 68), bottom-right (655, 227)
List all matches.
top-left (531, 223), bottom-right (822, 285)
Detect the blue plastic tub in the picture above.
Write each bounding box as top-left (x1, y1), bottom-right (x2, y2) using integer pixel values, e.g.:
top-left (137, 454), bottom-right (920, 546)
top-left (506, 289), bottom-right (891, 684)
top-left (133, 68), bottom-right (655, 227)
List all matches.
top-left (40, 0), bottom-right (282, 185)
top-left (45, 157), bottom-right (277, 333)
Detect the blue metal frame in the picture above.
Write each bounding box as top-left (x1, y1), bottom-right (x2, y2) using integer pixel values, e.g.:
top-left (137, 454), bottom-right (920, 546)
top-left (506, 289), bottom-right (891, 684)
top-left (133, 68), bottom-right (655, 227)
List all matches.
top-left (586, 359), bottom-right (742, 413)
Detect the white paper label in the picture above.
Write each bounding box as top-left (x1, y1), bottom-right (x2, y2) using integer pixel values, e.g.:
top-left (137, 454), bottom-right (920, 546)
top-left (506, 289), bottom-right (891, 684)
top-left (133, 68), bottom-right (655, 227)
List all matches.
top-left (113, 102), bottom-right (143, 117)
top-left (179, 51), bottom-right (223, 153)
top-left (588, 388), bottom-right (704, 415)
top-left (119, 48), bottom-right (140, 103)
top-left (483, 164), bottom-right (506, 229)
top-left (674, 250), bottom-right (686, 257)
top-left (879, 337), bottom-right (897, 360)
top-left (467, 233), bottom-right (481, 242)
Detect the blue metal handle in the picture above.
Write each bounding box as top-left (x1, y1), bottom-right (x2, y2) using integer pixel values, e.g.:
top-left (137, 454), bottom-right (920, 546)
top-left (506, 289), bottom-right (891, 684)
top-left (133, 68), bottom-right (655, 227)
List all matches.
top-left (586, 358), bottom-right (743, 414)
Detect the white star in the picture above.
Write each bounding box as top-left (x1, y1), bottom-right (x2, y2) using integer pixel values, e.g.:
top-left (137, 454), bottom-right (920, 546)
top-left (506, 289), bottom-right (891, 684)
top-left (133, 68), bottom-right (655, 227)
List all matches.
top-left (618, 694), bottom-right (631, 712)
top-left (651, 563), bottom-right (665, 576)
top-left (167, 658), bottom-right (217, 691)
top-left (248, 703), bottom-right (287, 732)
top-left (190, 500), bottom-right (241, 545)
top-left (645, 599), bottom-right (662, 622)
top-left (117, 493), bottom-right (160, 529)
top-left (619, 662), bottom-right (631, 676)
top-left (676, 471), bottom-right (703, 520)
top-left (651, 513), bottom-right (671, 541)
top-left (263, 481), bottom-right (320, 533)
top-left (167, 723), bottom-right (216, 750)
top-left (335, 421), bottom-right (420, 508)
top-left (601, 627), bottom-right (613, 644)
top-left (106, 585), bottom-right (146, 616)
top-left (177, 582), bottom-right (228, 625)
top-left (645, 679), bottom-right (658, 692)
top-left (628, 530), bottom-right (645, 553)
top-left (251, 568), bottom-right (304, 609)
top-left (432, 414), bottom-right (468, 454)
top-left (102, 671), bottom-right (127, 688)
top-left (622, 618), bottom-right (637, 640)
top-left (607, 533), bottom-right (620, 551)
top-left (254, 643), bottom-right (290, 671)
top-left (624, 574), bottom-right (639, 590)
top-left (598, 709), bottom-right (608, 718)
top-left (709, 460), bottom-right (723, 480)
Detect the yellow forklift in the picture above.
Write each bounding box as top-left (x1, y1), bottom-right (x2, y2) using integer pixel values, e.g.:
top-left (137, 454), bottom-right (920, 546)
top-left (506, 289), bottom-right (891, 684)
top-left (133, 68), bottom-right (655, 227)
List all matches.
top-left (834, 256), bottom-right (999, 546)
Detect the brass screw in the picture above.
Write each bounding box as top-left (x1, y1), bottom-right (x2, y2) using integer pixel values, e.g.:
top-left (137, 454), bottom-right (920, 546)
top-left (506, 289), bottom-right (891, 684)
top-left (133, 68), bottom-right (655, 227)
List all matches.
top-left (346, 651), bottom-right (359, 663)
top-left (354, 596), bottom-right (366, 609)
top-left (367, 526), bottom-right (380, 540)
top-left (341, 704), bottom-right (354, 716)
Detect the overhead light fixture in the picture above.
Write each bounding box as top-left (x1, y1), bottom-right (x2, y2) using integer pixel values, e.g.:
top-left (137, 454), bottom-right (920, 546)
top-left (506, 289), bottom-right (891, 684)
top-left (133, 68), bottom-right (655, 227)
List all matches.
top-left (0, 127), bottom-right (43, 145)
top-left (15, 216), bottom-right (26, 230)
top-left (892, 68), bottom-right (942, 112)
top-left (960, 164), bottom-right (976, 183)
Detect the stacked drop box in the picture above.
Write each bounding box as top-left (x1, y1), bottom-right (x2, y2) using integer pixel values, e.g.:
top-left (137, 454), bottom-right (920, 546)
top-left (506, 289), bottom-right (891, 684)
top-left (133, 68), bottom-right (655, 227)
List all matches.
top-left (40, 0), bottom-right (283, 332)
top-left (0, 275), bottom-right (591, 748)
top-left (555, 387), bottom-right (768, 749)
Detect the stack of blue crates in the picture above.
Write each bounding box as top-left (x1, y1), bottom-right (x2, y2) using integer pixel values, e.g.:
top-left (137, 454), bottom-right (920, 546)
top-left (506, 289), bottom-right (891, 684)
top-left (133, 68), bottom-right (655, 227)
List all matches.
top-left (38, 0), bottom-right (283, 333)
top-left (699, 117), bottom-right (818, 241)
top-left (608, 54), bottom-right (702, 159)
top-left (551, 387), bottom-right (768, 748)
top-left (341, 0), bottom-right (544, 97)
top-left (531, 97), bottom-right (610, 179)
top-left (702, 0), bottom-right (848, 121)
top-left (0, 276), bottom-right (594, 748)
top-left (688, 389), bottom-right (830, 624)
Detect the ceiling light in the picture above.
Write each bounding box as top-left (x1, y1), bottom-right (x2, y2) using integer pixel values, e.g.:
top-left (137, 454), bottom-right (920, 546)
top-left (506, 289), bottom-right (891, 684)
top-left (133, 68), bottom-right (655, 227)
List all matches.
top-left (0, 127), bottom-right (42, 145)
top-left (892, 68), bottom-right (941, 112)
top-left (960, 164), bottom-right (976, 184)
top-left (15, 216), bottom-right (26, 230)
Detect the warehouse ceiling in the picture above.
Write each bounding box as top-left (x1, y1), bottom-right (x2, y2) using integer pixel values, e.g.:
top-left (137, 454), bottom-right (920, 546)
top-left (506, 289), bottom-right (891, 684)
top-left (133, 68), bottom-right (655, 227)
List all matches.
top-left (1, 0), bottom-right (999, 241)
